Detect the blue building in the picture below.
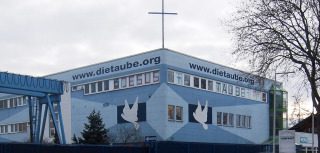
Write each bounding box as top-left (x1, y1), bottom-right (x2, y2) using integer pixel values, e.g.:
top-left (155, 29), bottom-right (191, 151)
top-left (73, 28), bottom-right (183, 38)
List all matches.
top-left (0, 48), bottom-right (285, 144)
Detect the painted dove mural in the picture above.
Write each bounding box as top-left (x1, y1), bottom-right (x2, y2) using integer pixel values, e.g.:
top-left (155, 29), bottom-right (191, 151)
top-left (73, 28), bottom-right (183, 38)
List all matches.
top-left (193, 101), bottom-right (208, 130)
top-left (121, 97), bottom-right (139, 130)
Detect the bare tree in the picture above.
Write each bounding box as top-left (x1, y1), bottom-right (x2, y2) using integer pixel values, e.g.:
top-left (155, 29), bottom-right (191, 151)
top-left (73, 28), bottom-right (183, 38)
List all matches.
top-left (290, 94), bottom-right (311, 126)
top-left (230, 0), bottom-right (319, 134)
top-left (109, 124), bottom-right (143, 144)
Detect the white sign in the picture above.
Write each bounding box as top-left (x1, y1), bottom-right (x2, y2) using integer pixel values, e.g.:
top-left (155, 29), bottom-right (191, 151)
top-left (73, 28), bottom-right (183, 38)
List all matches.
top-left (295, 132), bottom-right (318, 147)
top-left (279, 130), bottom-right (296, 153)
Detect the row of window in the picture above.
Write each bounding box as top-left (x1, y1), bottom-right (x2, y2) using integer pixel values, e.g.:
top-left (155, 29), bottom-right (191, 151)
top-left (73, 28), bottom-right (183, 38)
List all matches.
top-left (72, 70), bottom-right (160, 95)
top-left (0, 122), bottom-right (28, 134)
top-left (217, 112), bottom-right (251, 129)
top-left (0, 96), bottom-right (27, 109)
top-left (168, 70), bottom-right (267, 102)
top-left (166, 105), bottom-right (252, 129)
top-left (168, 105), bottom-right (183, 122)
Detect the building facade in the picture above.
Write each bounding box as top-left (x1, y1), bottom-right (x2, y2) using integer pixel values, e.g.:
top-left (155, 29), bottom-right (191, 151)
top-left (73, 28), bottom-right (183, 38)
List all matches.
top-left (0, 48), bottom-right (284, 144)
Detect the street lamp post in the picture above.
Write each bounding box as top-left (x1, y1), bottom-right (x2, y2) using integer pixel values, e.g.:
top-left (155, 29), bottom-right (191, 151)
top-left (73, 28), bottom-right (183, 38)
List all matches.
top-left (312, 98), bottom-right (315, 153)
top-left (273, 71), bottom-right (295, 153)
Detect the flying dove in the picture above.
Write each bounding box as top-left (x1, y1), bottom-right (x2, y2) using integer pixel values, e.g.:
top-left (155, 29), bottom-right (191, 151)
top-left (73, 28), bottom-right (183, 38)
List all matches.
top-left (121, 97), bottom-right (139, 130)
top-left (193, 101), bottom-right (208, 130)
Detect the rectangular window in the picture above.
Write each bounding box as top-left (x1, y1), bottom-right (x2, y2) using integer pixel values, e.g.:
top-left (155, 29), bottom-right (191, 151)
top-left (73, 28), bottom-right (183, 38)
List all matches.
top-left (216, 82), bottom-right (221, 93)
top-left (104, 80), bottom-right (109, 91)
top-left (153, 71), bottom-right (160, 82)
top-left (137, 74), bottom-right (143, 85)
top-left (90, 83), bottom-right (96, 93)
top-left (262, 93), bottom-right (267, 102)
top-left (208, 80), bottom-right (213, 91)
top-left (193, 77), bottom-right (199, 88)
top-left (217, 112), bottom-right (222, 125)
top-left (246, 89), bottom-right (251, 99)
top-left (201, 79), bottom-right (206, 89)
top-left (15, 123), bottom-right (19, 132)
top-left (4, 125), bottom-right (7, 133)
top-left (184, 74), bottom-right (190, 86)
top-left (50, 129), bottom-right (55, 138)
top-left (229, 113), bottom-right (234, 126)
top-left (10, 124), bottom-right (15, 133)
top-left (114, 78), bottom-right (119, 89)
top-left (168, 105), bottom-right (175, 121)
top-left (176, 72), bottom-right (183, 85)
top-left (235, 87), bottom-right (240, 96)
top-left (121, 77), bottom-right (127, 88)
top-left (0, 100), bottom-right (4, 109)
top-left (22, 123), bottom-right (27, 132)
top-left (241, 88), bottom-right (245, 97)
top-left (4, 100), bottom-right (8, 108)
top-left (222, 83), bottom-right (227, 94)
top-left (0, 125), bottom-right (4, 133)
top-left (22, 97), bottom-right (27, 105)
top-left (14, 98), bottom-right (17, 107)
top-left (10, 99), bottom-right (13, 108)
top-left (17, 97), bottom-right (22, 106)
top-left (236, 114), bottom-right (241, 127)
top-left (176, 106), bottom-right (183, 121)
top-left (241, 115), bottom-right (246, 127)
top-left (18, 123), bottom-right (23, 132)
top-left (84, 84), bottom-right (90, 94)
top-left (97, 81), bottom-right (103, 92)
top-left (245, 116), bottom-right (251, 128)
top-left (168, 70), bottom-right (174, 83)
top-left (145, 72), bottom-right (151, 84)
top-left (129, 75), bottom-right (135, 87)
top-left (223, 113), bottom-right (228, 125)
top-left (228, 85), bottom-right (233, 95)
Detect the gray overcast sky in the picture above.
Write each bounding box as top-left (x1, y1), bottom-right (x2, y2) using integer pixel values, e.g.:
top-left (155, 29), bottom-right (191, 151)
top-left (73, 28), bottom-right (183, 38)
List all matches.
top-left (0, 0), bottom-right (239, 76)
top-left (0, 0), bottom-right (313, 117)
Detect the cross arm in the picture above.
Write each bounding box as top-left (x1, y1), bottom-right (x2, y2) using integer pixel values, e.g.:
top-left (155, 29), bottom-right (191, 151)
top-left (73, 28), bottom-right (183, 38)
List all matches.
top-left (148, 12), bottom-right (177, 15)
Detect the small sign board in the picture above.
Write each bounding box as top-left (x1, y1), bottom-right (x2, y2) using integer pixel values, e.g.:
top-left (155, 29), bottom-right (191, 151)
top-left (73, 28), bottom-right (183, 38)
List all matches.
top-left (295, 132), bottom-right (318, 147)
top-left (279, 130), bottom-right (296, 153)
top-left (145, 136), bottom-right (157, 142)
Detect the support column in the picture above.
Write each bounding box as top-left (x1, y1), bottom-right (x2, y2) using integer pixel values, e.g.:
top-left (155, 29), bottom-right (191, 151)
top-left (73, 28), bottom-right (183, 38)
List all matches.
top-left (28, 96), bottom-right (34, 143)
top-left (40, 104), bottom-right (48, 143)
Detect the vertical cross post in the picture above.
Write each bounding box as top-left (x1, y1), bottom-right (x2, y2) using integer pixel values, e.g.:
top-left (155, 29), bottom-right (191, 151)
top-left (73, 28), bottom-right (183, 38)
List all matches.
top-left (149, 0), bottom-right (177, 48)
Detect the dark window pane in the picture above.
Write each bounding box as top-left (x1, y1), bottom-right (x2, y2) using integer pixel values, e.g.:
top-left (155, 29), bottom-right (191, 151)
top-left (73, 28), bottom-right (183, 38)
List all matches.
top-left (97, 81), bottom-right (103, 92)
top-left (104, 80), bottom-right (109, 91)
top-left (84, 84), bottom-right (89, 94)
top-left (194, 77), bottom-right (199, 88)
top-left (114, 79), bottom-right (119, 89)
top-left (201, 79), bottom-right (206, 89)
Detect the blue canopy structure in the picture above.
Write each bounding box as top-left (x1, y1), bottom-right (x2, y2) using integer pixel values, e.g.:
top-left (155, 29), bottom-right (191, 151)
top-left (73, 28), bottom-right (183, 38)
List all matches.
top-left (0, 72), bottom-right (66, 144)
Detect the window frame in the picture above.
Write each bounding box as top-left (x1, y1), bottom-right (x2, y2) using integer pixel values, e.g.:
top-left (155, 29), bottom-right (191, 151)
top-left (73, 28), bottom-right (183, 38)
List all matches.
top-left (168, 70), bottom-right (174, 83)
top-left (175, 106), bottom-right (183, 121)
top-left (145, 72), bottom-right (151, 84)
top-left (129, 75), bottom-right (135, 87)
top-left (184, 74), bottom-right (190, 86)
top-left (201, 78), bottom-right (207, 89)
top-left (153, 71), bottom-right (160, 82)
top-left (136, 74), bottom-right (143, 85)
top-left (193, 77), bottom-right (199, 88)
top-left (121, 77), bottom-right (127, 88)
top-left (168, 105), bottom-right (175, 121)
top-left (217, 112), bottom-right (222, 125)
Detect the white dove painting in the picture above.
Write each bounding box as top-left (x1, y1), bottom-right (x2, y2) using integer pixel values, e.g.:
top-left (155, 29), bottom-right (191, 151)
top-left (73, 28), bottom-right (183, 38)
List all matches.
top-left (193, 101), bottom-right (208, 130)
top-left (121, 97), bottom-right (139, 130)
